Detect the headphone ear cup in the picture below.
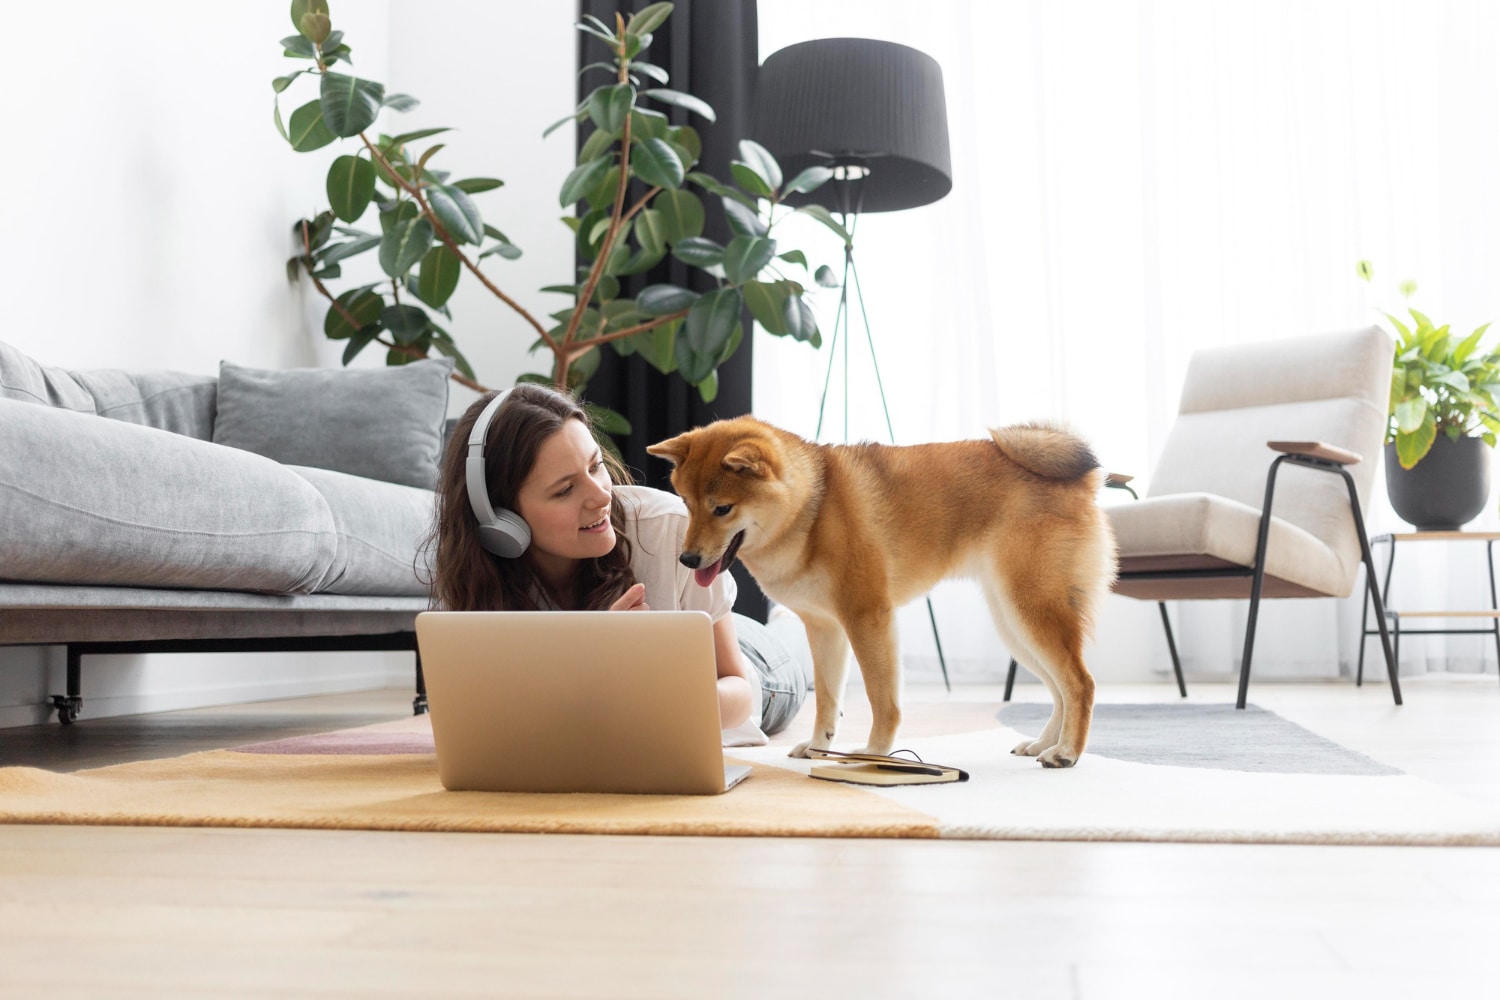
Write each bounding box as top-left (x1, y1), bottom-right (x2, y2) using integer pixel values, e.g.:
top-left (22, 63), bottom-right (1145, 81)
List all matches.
top-left (477, 507), bottom-right (531, 558)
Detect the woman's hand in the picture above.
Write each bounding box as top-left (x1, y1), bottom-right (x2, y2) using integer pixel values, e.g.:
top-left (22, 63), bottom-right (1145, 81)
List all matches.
top-left (609, 582), bottom-right (649, 612)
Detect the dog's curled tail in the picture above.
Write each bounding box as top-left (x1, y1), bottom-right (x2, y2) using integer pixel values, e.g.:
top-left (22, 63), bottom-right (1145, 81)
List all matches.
top-left (988, 422), bottom-right (1101, 481)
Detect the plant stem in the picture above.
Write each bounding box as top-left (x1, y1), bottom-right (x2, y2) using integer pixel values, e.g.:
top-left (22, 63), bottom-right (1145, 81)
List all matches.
top-left (357, 134), bottom-right (561, 358)
top-left (300, 222), bottom-right (488, 394)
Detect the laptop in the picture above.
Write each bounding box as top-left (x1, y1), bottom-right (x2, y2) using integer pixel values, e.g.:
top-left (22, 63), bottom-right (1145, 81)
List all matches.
top-left (415, 610), bottom-right (751, 795)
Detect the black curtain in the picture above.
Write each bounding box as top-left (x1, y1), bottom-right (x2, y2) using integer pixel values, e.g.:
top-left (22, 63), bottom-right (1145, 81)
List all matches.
top-left (576, 0), bottom-right (768, 620)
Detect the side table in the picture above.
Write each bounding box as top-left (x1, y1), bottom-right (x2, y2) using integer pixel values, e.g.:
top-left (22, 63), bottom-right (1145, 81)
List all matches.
top-left (1357, 531), bottom-right (1500, 684)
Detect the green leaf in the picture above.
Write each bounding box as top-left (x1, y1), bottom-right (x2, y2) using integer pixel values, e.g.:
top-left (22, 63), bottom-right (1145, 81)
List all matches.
top-left (426, 184), bottom-right (484, 245)
top-left (382, 304), bottom-right (431, 345)
top-left (578, 126), bottom-right (616, 166)
top-left (324, 288), bottom-right (383, 341)
top-left (783, 165), bottom-right (834, 195)
top-left (630, 137), bottom-right (685, 189)
top-left (815, 264), bottom-right (841, 288)
top-left (730, 162), bottom-right (774, 199)
top-left (272, 71), bottom-right (306, 94)
top-left (629, 108), bottom-right (670, 141)
top-left (586, 401), bottom-right (633, 438)
top-left (677, 289), bottom-right (741, 383)
top-left (326, 155), bottom-right (377, 223)
top-left (378, 217), bottom-right (433, 277)
top-left (630, 61), bottom-right (671, 85)
top-left (560, 155), bottom-right (613, 207)
top-left (721, 197), bottom-right (767, 237)
top-left (635, 209), bottom-right (667, 257)
top-left (1399, 279), bottom-right (1419, 298)
top-left (722, 235), bottom-right (776, 284)
top-left (778, 249), bottom-right (808, 269)
top-left (651, 188), bottom-right (704, 242)
top-left (696, 370), bottom-right (719, 404)
top-left (685, 171), bottom-right (757, 211)
top-left (736, 139), bottom-right (782, 190)
top-left (383, 93), bottom-right (420, 112)
top-left (796, 203), bottom-right (852, 244)
top-left (637, 284), bottom-right (699, 316)
top-left (479, 241), bottom-right (523, 261)
top-left (671, 236), bottom-right (724, 268)
top-left (319, 233), bottom-right (382, 265)
top-left (588, 83), bottom-right (635, 135)
top-left (320, 73), bottom-right (385, 138)
top-left (784, 293), bottom-right (817, 342)
top-left (1395, 412), bottom-right (1437, 469)
top-left (627, 2), bottom-right (674, 36)
top-left (287, 100), bottom-right (336, 151)
top-left (450, 177), bottom-right (503, 195)
top-left (670, 126), bottom-right (702, 168)
top-left (742, 279), bottom-right (790, 336)
top-left (342, 325), bottom-right (381, 366)
top-left (281, 34), bottom-right (317, 59)
top-left (1453, 323), bottom-right (1491, 365)
top-left (640, 88), bottom-right (716, 123)
top-left (1355, 259), bottom-right (1373, 282)
top-left (543, 109), bottom-right (586, 139)
top-left (416, 245), bottom-right (462, 308)
top-left (386, 127), bottom-right (451, 147)
top-left (630, 318), bottom-right (679, 375)
top-left (1394, 397), bottom-right (1428, 434)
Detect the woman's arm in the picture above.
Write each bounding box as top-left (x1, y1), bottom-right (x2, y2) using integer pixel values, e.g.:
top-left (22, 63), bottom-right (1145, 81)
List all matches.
top-left (712, 615), bottom-right (755, 730)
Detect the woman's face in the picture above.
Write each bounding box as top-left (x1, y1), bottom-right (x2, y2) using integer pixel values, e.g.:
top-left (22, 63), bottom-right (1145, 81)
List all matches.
top-left (514, 418), bottom-right (616, 563)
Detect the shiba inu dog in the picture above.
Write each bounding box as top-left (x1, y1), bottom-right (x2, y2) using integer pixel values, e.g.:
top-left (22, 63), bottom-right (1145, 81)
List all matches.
top-left (647, 417), bottom-right (1116, 768)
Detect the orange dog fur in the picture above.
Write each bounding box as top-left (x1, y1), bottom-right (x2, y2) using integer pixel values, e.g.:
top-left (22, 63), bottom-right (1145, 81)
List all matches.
top-left (647, 416), bottom-right (1116, 768)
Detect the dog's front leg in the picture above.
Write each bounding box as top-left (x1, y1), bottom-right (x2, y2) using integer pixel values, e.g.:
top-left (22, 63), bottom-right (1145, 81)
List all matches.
top-left (788, 614), bottom-right (851, 758)
top-left (845, 610), bottom-right (901, 756)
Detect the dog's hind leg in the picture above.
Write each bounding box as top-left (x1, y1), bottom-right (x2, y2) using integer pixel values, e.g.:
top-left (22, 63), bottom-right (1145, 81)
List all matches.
top-left (979, 579), bottom-right (1065, 757)
top-left (788, 613), bottom-right (853, 759)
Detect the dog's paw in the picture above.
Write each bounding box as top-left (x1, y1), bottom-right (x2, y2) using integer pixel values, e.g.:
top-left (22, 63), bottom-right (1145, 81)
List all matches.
top-left (1037, 746), bottom-right (1078, 768)
top-left (1011, 738), bottom-right (1045, 757)
top-left (852, 743), bottom-right (894, 757)
top-left (788, 740), bottom-right (827, 759)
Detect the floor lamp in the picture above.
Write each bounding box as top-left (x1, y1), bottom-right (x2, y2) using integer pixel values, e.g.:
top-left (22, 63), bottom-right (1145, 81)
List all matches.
top-left (752, 37), bottom-right (956, 688)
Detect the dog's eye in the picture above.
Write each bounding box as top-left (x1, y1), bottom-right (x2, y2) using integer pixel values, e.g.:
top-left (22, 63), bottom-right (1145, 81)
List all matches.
top-left (712, 504), bottom-right (734, 517)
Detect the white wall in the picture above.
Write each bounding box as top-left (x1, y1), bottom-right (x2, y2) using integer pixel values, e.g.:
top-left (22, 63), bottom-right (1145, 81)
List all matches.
top-left (0, 2), bottom-right (575, 727)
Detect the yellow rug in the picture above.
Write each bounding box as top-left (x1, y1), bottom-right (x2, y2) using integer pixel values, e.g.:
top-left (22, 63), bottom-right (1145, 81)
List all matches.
top-left (3, 700), bottom-right (1498, 844)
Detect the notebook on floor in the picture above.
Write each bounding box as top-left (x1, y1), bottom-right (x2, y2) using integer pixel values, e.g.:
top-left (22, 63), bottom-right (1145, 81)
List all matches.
top-left (415, 610), bottom-right (750, 795)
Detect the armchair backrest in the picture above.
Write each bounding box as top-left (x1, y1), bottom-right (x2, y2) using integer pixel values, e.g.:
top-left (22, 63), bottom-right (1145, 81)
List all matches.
top-left (1148, 326), bottom-right (1394, 591)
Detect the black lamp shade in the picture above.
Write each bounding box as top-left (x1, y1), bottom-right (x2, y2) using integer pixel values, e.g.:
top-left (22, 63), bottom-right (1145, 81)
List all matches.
top-left (752, 37), bottom-right (953, 214)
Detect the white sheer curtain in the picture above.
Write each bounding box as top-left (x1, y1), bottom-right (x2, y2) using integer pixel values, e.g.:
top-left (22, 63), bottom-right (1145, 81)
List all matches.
top-left (754, 0), bottom-right (1500, 684)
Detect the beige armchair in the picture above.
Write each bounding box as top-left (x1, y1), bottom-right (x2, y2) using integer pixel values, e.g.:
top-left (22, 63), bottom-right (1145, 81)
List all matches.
top-left (1006, 326), bottom-right (1401, 708)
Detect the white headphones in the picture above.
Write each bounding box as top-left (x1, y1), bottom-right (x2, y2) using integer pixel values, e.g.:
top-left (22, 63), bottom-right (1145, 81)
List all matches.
top-left (465, 388), bottom-right (531, 558)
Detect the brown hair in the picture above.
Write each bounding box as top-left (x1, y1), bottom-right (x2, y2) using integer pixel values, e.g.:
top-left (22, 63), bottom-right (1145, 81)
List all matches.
top-left (423, 384), bottom-right (636, 611)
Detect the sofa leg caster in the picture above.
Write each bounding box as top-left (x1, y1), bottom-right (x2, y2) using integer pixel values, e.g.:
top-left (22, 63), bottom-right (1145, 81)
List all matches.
top-left (51, 695), bottom-right (82, 725)
top-left (412, 694), bottom-right (428, 715)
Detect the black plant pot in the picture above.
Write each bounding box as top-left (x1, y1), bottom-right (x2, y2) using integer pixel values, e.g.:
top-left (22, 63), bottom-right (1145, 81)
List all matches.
top-left (1385, 435), bottom-right (1493, 531)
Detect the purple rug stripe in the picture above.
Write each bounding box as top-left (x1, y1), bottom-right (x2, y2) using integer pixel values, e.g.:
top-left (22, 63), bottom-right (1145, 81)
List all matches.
top-left (233, 731), bottom-right (436, 756)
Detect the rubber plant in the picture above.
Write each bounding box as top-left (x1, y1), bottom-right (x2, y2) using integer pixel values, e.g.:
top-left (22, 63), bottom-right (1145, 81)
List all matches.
top-left (274, 0), bottom-right (845, 436)
top-left (1358, 260), bottom-right (1500, 469)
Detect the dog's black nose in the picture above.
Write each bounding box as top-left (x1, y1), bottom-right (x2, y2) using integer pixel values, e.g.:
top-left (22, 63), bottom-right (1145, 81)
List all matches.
top-left (679, 552), bottom-right (701, 569)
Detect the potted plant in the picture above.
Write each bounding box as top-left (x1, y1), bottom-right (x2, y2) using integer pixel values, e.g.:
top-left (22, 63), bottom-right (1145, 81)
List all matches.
top-left (273, 1), bottom-right (845, 436)
top-left (1359, 260), bottom-right (1500, 530)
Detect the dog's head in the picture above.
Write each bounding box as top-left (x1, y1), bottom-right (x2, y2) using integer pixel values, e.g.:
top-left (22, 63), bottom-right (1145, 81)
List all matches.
top-left (646, 416), bottom-right (794, 588)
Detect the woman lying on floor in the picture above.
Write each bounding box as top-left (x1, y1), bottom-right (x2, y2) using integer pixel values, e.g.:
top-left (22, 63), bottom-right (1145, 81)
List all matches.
top-left (424, 383), bottom-right (812, 746)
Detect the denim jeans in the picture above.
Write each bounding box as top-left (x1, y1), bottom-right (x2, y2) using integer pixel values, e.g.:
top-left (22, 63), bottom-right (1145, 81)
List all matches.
top-left (732, 612), bottom-right (812, 736)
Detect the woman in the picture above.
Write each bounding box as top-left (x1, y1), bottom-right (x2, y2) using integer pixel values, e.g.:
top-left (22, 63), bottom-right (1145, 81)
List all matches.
top-left (426, 384), bottom-right (811, 744)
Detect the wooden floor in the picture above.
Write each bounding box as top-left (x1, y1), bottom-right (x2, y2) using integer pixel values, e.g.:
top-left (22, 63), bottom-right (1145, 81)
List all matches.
top-left (1, 677), bottom-right (1497, 999)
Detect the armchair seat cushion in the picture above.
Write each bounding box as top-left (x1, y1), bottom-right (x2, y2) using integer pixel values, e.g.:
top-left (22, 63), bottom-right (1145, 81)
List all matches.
top-left (1108, 492), bottom-right (1350, 600)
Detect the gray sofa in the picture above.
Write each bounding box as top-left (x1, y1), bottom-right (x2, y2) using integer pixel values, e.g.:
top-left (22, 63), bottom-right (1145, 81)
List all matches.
top-left (0, 341), bottom-right (450, 723)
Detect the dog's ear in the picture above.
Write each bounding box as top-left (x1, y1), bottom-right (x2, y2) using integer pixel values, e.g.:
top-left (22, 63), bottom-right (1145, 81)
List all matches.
top-left (646, 433), bottom-right (691, 466)
top-left (722, 440), bottom-right (769, 477)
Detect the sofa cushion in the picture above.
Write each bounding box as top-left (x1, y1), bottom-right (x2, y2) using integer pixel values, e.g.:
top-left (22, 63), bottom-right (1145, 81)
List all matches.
top-left (71, 369), bottom-right (218, 440)
top-left (212, 358), bottom-right (453, 490)
top-left (290, 466), bottom-right (435, 597)
top-left (0, 399), bottom-right (339, 594)
top-left (0, 340), bottom-right (94, 412)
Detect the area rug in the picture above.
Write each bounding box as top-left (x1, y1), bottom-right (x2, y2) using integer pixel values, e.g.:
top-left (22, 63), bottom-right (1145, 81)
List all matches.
top-left (2, 700), bottom-right (1498, 845)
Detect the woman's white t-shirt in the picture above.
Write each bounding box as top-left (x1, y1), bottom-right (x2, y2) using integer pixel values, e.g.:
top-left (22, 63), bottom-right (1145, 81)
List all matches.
top-left (613, 485), bottom-right (767, 747)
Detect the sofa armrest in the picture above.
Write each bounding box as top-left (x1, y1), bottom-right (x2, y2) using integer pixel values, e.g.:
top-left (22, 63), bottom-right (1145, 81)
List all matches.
top-left (1267, 440), bottom-right (1362, 465)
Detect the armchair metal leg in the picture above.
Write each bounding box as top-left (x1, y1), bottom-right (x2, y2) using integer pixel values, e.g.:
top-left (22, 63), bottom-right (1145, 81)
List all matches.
top-left (1339, 468), bottom-right (1401, 705)
top-left (1003, 657), bottom-right (1017, 701)
top-left (1158, 602), bottom-right (1187, 697)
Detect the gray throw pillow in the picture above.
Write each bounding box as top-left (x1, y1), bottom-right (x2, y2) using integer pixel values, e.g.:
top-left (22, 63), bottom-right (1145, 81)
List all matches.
top-left (213, 358), bottom-right (453, 490)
